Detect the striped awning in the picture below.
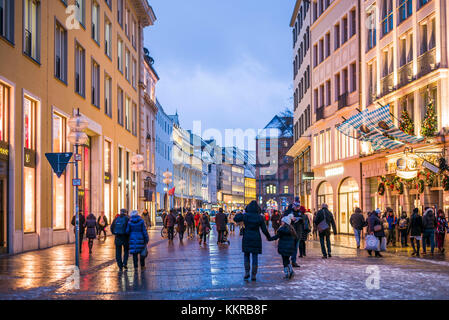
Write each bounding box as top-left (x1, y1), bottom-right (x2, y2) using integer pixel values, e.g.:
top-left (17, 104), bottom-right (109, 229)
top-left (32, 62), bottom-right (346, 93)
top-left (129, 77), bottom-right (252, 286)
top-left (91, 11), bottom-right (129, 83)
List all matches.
top-left (336, 105), bottom-right (424, 151)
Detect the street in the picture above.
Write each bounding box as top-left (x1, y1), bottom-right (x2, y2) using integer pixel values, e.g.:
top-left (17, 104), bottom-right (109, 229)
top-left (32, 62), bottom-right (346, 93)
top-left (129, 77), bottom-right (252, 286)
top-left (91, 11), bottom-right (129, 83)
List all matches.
top-left (0, 227), bottom-right (449, 300)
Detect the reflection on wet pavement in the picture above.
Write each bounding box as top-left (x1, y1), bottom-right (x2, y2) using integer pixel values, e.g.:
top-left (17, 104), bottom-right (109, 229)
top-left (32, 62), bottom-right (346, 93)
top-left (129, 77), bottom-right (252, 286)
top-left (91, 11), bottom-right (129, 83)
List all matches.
top-left (1, 227), bottom-right (449, 300)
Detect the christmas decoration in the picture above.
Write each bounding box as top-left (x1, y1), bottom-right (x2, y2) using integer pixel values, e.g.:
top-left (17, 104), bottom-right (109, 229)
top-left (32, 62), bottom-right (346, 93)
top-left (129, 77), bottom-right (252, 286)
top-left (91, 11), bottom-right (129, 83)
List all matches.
top-left (416, 179), bottom-right (425, 194)
top-left (378, 183), bottom-right (386, 196)
top-left (421, 100), bottom-right (438, 138)
top-left (399, 110), bottom-right (415, 136)
top-left (443, 175), bottom-right (449, 191)
top-left (395, 180), bottom-right (404, 194)
top-left (438, 157), bottom-right (449, 173)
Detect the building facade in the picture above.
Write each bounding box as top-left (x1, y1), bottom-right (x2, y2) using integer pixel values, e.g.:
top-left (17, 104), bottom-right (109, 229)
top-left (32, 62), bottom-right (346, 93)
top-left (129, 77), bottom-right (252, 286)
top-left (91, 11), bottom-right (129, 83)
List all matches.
top-left (244, 166), bottom-right (257, 206)
top-left (0, 0), bottom-right (155, 253)
top-left (256, 115), bottom-right (294, 212)
top-left (155, 99), bottom-right (173, 212)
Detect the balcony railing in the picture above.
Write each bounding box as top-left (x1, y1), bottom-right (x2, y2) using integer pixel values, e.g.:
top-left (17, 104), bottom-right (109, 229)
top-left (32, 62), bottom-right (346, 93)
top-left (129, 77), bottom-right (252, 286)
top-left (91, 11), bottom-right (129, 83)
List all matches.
top-left (367, 86), bottom-right (377, 106)
top-left (338, 92), bottom-right (348, 110)
top-left (316, 105), bottom-right (325, 122)
top-left (418, 48), bottom-right (437, 78)
top-left (398, 60), bottom-right (413, 89)
top-left (380, 73), bottom-right (394, 97)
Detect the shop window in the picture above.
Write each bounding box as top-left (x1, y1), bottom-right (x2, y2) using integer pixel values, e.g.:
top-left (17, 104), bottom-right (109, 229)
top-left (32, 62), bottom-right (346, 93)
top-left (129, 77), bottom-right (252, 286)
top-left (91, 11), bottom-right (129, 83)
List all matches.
top-left (52, 113), bottom-right (66, 230)
top-left (118, 147), bottom-right (123, 209)
top-left (0, 83), bottom-right (9, 142)
top-left (104, 140), bottom-right (112, 222)
top-left (317, 181), bottom-right (333, 213)
top-left (338, 178), bottom-right (360, 234)
top-left (23, 96), bottom-right (37, 233)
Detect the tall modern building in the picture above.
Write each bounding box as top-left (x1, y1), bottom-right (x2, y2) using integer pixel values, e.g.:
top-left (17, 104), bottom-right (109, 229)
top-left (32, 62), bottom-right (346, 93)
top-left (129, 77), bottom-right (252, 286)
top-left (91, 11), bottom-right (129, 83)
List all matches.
top-left (0, 0), bottom-right (155, 253)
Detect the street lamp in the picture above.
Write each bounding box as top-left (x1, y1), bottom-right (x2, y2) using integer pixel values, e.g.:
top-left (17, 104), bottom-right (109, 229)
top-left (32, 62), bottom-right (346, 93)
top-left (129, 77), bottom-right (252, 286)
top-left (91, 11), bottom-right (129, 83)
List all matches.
top-left (163, 170), bottom-right (172, 211)
top-left (67, 110), bottom-right (88, 268)
top-left (131, 153), bottom-right (144, 213)
top-left (179, 179), bottom-right (186, 215)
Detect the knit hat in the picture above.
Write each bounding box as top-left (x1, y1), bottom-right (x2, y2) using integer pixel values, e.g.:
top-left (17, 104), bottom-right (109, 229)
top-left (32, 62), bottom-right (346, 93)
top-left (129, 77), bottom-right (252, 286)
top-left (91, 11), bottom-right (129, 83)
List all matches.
top-left (281, 215), bottom-right (292, 225)
top-left (130, 210), bottom-right (139, 217)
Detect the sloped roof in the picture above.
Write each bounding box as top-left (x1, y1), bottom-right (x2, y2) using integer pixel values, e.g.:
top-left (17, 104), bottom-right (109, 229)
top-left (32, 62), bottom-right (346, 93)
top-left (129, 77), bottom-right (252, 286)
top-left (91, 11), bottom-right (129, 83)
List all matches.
top-left (257, 115), bottom-right (293, 139)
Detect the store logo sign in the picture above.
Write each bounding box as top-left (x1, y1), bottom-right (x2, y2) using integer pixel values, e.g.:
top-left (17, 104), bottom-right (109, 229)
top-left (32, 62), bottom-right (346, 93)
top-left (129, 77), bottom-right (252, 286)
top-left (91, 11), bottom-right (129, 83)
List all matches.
top-left (325, 166), bottom-right (344, 178)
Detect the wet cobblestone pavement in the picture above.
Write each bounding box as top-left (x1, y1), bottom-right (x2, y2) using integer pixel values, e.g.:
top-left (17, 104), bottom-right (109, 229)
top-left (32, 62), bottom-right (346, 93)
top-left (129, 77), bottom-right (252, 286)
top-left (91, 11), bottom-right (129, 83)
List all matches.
top-left (1, 227), bottom-right (449, 300)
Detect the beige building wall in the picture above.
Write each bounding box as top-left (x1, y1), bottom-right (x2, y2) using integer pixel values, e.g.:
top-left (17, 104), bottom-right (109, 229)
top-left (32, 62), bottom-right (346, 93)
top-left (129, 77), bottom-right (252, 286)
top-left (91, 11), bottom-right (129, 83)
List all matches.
top-left (0, 0), bottom-right (155, 253)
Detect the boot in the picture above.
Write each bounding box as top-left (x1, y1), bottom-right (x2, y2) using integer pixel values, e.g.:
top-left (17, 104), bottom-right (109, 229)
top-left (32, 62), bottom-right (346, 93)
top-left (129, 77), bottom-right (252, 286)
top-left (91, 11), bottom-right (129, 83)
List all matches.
top-left (251, 266), bottom-right (257, 281)
top-left (283, 267), bottom-right (289, 279)
top-left (244, 260), bottom-right (251, 280)
top-left (288, 264), bottom-right (294, 279)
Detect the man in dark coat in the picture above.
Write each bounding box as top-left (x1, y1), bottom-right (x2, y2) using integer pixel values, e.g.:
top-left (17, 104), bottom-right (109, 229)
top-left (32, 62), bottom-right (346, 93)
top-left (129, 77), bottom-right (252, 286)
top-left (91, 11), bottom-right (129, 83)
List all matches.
top-left (234, 201), bottom-right (272, 281)
top-left (176, 213), bottom-right (186, 242)
top-left (215, 208), bottom-right (228, 244)
top-left (111, 209), bottom-right (130, 271)
top-left (422, 207), bottom-right (437, 254)
top-left (164, 209), bottom-right (177, 242)
top-left (350, 207), bottom-right (366, 249)
top-left (185, 211), bottom-right (195, 238)
top-left (271, 210), bottom-right (281, 233)
top-left (71, 213), bottom-right (86, 253)
top-left (408, 208), bottom-right (423, 256)
top-left (314, 203), bottom-right (337, 259)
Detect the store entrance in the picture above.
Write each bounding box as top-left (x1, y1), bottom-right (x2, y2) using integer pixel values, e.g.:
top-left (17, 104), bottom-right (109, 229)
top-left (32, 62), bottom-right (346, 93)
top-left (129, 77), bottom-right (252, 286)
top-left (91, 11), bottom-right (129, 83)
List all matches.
top-left (338, 178), bottom-right (360, 234)
top-left (0, 176), bottom-right (7, 254)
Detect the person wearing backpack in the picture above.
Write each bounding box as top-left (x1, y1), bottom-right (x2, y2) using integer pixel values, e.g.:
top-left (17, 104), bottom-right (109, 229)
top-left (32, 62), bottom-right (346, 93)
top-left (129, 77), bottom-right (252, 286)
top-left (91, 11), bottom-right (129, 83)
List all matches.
top-left (111, 209), bottom-right (130, 271)
top-left (398, 212), bottom-right (409, 247)
top-left (270, 214), bottom-right (297, 279)
top-left (313, 203), bottom-right (337, 259)
top-left (350, 207), bottom-right (366, 249)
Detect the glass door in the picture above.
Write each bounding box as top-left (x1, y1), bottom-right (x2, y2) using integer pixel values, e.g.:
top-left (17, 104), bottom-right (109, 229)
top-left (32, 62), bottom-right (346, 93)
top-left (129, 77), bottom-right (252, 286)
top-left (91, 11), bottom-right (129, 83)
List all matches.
top-left (0, 175), bottom-right (7, 253)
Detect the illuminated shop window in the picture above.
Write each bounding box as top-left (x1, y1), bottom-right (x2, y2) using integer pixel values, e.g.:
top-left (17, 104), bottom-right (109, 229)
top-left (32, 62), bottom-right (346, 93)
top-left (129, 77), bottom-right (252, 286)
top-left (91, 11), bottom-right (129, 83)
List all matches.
top-left (104, 140), bottom-right (112, 222)
top-left (52, 113), bottom-right (66, 230)
top-left (23, 96), bottom-right (36, 233)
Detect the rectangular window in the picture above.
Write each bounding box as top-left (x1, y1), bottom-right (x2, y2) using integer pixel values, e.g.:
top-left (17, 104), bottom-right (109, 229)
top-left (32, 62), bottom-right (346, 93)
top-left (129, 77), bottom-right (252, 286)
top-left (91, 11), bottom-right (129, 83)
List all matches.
top-left (132, 102), bottom-right (137, 136)
top-left (132, 58), bottom-right (136, 88)
top-left (382, 0), bottom-right (393, 36)
top-left (23, 0), bottom-right (40, 61)
top-left (335, 73), bottom-right (341, 102)
top-left (105, 18), bottom-right (112, 58)
top-left (131, 17), bottom-right (136, 48)
top-left (118, 147), bottom-right (123, 209)
top-left (326, 80), bottom-right (331, 106)
top-left (334, 23), bottom-right (340, 50)
top-left (117, 38), bottom-right (123, 72)
top-left (75, 0), bottom-right (85, 26)
top-left (91, 1), bottom-right (99, 43)
top-left (325, 32), bottom-right (330, 58)
top-left (105, 74), bottom-right (112, 117)
top-left (342, 68), bottom-right (348, 94)
top-left (91, 59), bottom-right (100, 107)
top-left (23, 96), bottom-right (36, 233)
top-left (0, 0), bottom-right (14, 43)
top-left (117, 87), bottom-right (123, 125)
top-left (367, 10), bottom-right (377, 50)
top-left (350, 63), bottom-right (357, 92)
top-left (75, 42), bottom-right (85, 96)
top-left (398, 0), bottom-right (413, 24)
top-left (117, 0), bottom-right (123, 27)
top-left (125, 48), bottom-right (130, 81)
top-left (52, 113), bottom-right (66, 230)
top-left (350, 8), bottom-right (356, 37)
top-left (0, 83), bottom-right (9, 142)
top-left (342, 16), bottom-right (348, 43)
top-left (125, 96), bottom-right (130, 131)
top-left (55, 21), bottom-right (67, 82)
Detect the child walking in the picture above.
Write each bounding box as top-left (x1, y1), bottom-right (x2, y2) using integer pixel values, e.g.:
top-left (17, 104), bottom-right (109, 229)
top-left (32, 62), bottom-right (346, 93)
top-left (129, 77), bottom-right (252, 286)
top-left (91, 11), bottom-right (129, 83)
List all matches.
top-left (270, 214), bottom-right (297, 279)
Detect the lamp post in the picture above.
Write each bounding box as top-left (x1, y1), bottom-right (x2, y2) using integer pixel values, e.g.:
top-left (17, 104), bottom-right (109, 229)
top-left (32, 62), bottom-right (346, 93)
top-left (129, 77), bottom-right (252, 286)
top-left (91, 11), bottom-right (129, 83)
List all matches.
top-left (179, 179), bottom-right (186, 215)
top-left (67, 110), bottom-right (89, 268)
top-left (131, 154), bottom-right (144, 212)
top-left (163, 170), bottom-right (173, 211)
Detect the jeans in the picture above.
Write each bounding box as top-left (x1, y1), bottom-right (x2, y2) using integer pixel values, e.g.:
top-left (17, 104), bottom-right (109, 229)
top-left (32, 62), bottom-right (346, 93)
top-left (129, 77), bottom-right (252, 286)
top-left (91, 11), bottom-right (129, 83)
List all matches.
top-left (319, 229), bottom-right (331, 257)
top-left (187, 224), bottom-right (195, 237)
top-left (230, 223), bottom-right (235, 232)
top-left (387, 228), bottom-right (396, 245)
top-left (132, 253), bottom-right (145, 268)
top-left (399, 229), bottom-right (408, 246)
top-left (199, 232), bottom-right (207, 244)
top-left (218, 230), bottom-right (225, 243)
top-left (244, 252), bottom-right (259, 272)
top-left (115, 236), bottom-right (129, 269)
top-left (354, 229), bottom-right (362, 247)
top-left (423, 229), bottom-right (435, 253)
top-left (291, 238), bottom-right (300, 263)
top-left (97, 227), bottom-right (107, 239)
top-left (178, 231), bottom-right (184, 241)
top-left (167, 226), bottom-right (174, 240)
top-left (299, 240), bottom-right (306, 257)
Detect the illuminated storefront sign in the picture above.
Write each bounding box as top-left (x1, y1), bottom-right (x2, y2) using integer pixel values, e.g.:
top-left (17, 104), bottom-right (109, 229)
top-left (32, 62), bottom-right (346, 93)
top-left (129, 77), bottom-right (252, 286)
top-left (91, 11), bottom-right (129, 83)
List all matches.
top-left (325, 166), bottom-right (344, 178)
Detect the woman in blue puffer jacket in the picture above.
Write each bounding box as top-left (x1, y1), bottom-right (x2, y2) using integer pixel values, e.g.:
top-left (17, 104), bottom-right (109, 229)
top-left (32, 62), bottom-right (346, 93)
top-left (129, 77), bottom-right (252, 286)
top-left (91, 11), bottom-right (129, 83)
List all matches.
top-left (126, 210), bottom-right (149, 269)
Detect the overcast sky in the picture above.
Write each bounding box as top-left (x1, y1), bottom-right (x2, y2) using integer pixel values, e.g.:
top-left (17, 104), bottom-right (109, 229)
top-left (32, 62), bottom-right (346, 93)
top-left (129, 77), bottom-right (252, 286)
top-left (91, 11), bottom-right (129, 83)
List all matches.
top-left (143, 0), bottom-right (294, 149)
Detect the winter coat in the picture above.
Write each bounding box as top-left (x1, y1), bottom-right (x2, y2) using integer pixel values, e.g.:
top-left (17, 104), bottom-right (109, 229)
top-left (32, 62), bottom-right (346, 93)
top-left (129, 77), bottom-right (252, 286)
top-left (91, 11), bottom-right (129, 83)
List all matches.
top-left (234, 211), bottom-right (271, 254)
top-left (408, 213), bottom-right (423, 236)
top-left (367, 213), bottom-right (385, 237)
top-left (386, 215), bottom-right (398, 230)
top-left (176, 215), bottom-right (186, 233)
top-left (85, 213), bottom-right (97, 239)
top-left (194, 214), bottom-right (201, 226)
top-left (436, 217), bottom-right (449, 234)
top-left (215, 212), bottom-right (228, 231)
top-left (284, 209), bottom-right (304, 240)
top-left (97, 215), bottom-right (109, 230)
top-left (71, 214), bottom-right (86, 235)
top-left (350, 212), bottom-right (366, 230)
top-left (198, 214), bottom-right (211, 235)
top-left (271, 224), bottom-right (297, 256)
top-left (142, 211), bottom-right (151, 228)
top-left (422, 211), bottom-right (437, 230)
top-left (185, 212), bottom-right (195, 225)
top-left (314, 208), bottom-right (337, 234)
top-left (164, 213), bottom-right (177, 228)
top-left (126, 215), bottom-right (149, 254)
top-left (271, 213), bottom-right (281, 230)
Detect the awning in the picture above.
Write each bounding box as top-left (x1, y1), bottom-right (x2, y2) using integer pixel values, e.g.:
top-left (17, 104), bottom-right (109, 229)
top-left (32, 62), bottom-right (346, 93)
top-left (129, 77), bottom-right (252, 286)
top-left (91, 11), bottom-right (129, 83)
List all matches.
top-left (286, 136), bottom-right (311, 158)
top-left (337, 105), bottom-right (424, 151)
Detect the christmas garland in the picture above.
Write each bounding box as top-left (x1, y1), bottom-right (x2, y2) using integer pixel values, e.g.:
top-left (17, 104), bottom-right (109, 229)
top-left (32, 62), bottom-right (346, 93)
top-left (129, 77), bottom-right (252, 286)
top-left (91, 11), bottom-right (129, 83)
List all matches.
top-left (378, 183), bottom-right (386, 196)
top-left (416, 179), bottom-right (425, 194)
top-left (443, 175), bottom-right (449, 191)
top-left (395, 180), bottom-right (404, 194)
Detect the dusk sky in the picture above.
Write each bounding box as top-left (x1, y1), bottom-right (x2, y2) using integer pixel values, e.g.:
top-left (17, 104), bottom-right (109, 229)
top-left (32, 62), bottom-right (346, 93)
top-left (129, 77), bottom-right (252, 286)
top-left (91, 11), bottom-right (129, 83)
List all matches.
top-left (143, 0), bottom-right (294, 148)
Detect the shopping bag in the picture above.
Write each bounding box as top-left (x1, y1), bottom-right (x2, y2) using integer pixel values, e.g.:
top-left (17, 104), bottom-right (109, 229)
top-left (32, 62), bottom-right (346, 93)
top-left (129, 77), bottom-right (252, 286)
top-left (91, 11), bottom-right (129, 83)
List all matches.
top-left (365, 235), bottom-right (380, 251)
top-left (380, 237), bottom-right (387, 252)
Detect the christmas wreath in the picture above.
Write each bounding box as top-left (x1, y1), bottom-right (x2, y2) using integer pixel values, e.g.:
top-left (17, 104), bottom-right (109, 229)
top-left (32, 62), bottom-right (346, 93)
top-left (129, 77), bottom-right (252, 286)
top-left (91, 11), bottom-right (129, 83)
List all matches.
top-left (395, 181), bottom-right (404, 194)
top-left (443, 175), bottom-right (449, 191)
top-left (378, 183), bottom-right (386, 196)
top-left (416, 179), bottom-right (425, 194)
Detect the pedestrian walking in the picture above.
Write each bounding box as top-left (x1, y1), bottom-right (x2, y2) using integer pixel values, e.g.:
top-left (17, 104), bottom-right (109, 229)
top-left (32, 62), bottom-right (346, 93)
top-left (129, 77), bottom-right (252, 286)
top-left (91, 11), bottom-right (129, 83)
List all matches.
top-left (194, 211), bottom-right (201, 234)
top-left (185, 210), bottom-right (195, 239)
top-left (366, 209), bottom-right (385, 258)
top-left (386, 208), bottom-right (398, 246)
top-left (271, 210), bottom-right (281, 234)
top-left (350, 207), bottom-right (366, 249)
top-left (284, 204), bottom-right (303, 267)
top-left (398, 212), bottom-right (409, 247)
top-left (436, 209), bottom-right (448, 253)
top-left (97, 211), bottom-right (109, 241)
top-left (176, 212), bottom-right (186, 242)
top-left (270, 214), bottom-right (297, 279)
top-left (71, 213), bottom-right (86, 253)
top-left (305, 209), bottom-right (314, 240)
top-left (164, 209), bottom-right (177, 242)
top-left (228, 211), bottom-right (236, 234)
top-left (111, 209), bottom-right (130, 271)
top-left (314, 203), bottom-right (337, 259)
top-left (409, 208), bottom-right (423, 257)
top-left (126, 210), bottom-right (149, 270)
top-left (142, 209), bottom-right (151, 229)
top-left (298, 206), bottom-right (310, 258)
top-left (264, 212), bottom-right (270, 228)
top-left (215, 208), bottom-right (228, 244)
top-left (198, 212), bottom-right (211, 246)
top-left (85, 213), bottom-right (97, 254)
top-left (422, 207), bottom-right (437, 255)
top-left (161, 211), bottom-right (167, 228)
top-left (234, 201), bottom-right (272, 281)
top-left (312, 210), bottom-right (318, 240)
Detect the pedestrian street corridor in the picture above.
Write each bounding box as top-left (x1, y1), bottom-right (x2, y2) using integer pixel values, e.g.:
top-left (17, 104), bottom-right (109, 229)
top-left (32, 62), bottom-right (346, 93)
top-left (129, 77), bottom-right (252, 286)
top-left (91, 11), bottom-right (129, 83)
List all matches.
top-left (0, 227), bottom-right (449, 300)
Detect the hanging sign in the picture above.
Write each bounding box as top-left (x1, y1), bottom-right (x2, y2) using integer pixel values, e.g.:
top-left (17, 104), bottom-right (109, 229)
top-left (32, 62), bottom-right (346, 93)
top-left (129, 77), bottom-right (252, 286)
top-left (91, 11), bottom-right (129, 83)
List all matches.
top-left (422, 160), bottom-right (440, 174)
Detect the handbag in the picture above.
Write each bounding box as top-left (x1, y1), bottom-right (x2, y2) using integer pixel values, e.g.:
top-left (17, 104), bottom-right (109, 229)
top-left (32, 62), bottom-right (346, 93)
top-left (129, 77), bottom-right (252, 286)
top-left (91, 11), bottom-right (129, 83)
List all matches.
top-left (380, 237), bottom-right (387, 252)
top-left (374, 224), bottom-right (382, 232)
top-left (317, 219), bottom-right (329, 233)
top-left (365, 235), bottom-right (380, 251)
top-left (141, 246), bottom-right (148, 258)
